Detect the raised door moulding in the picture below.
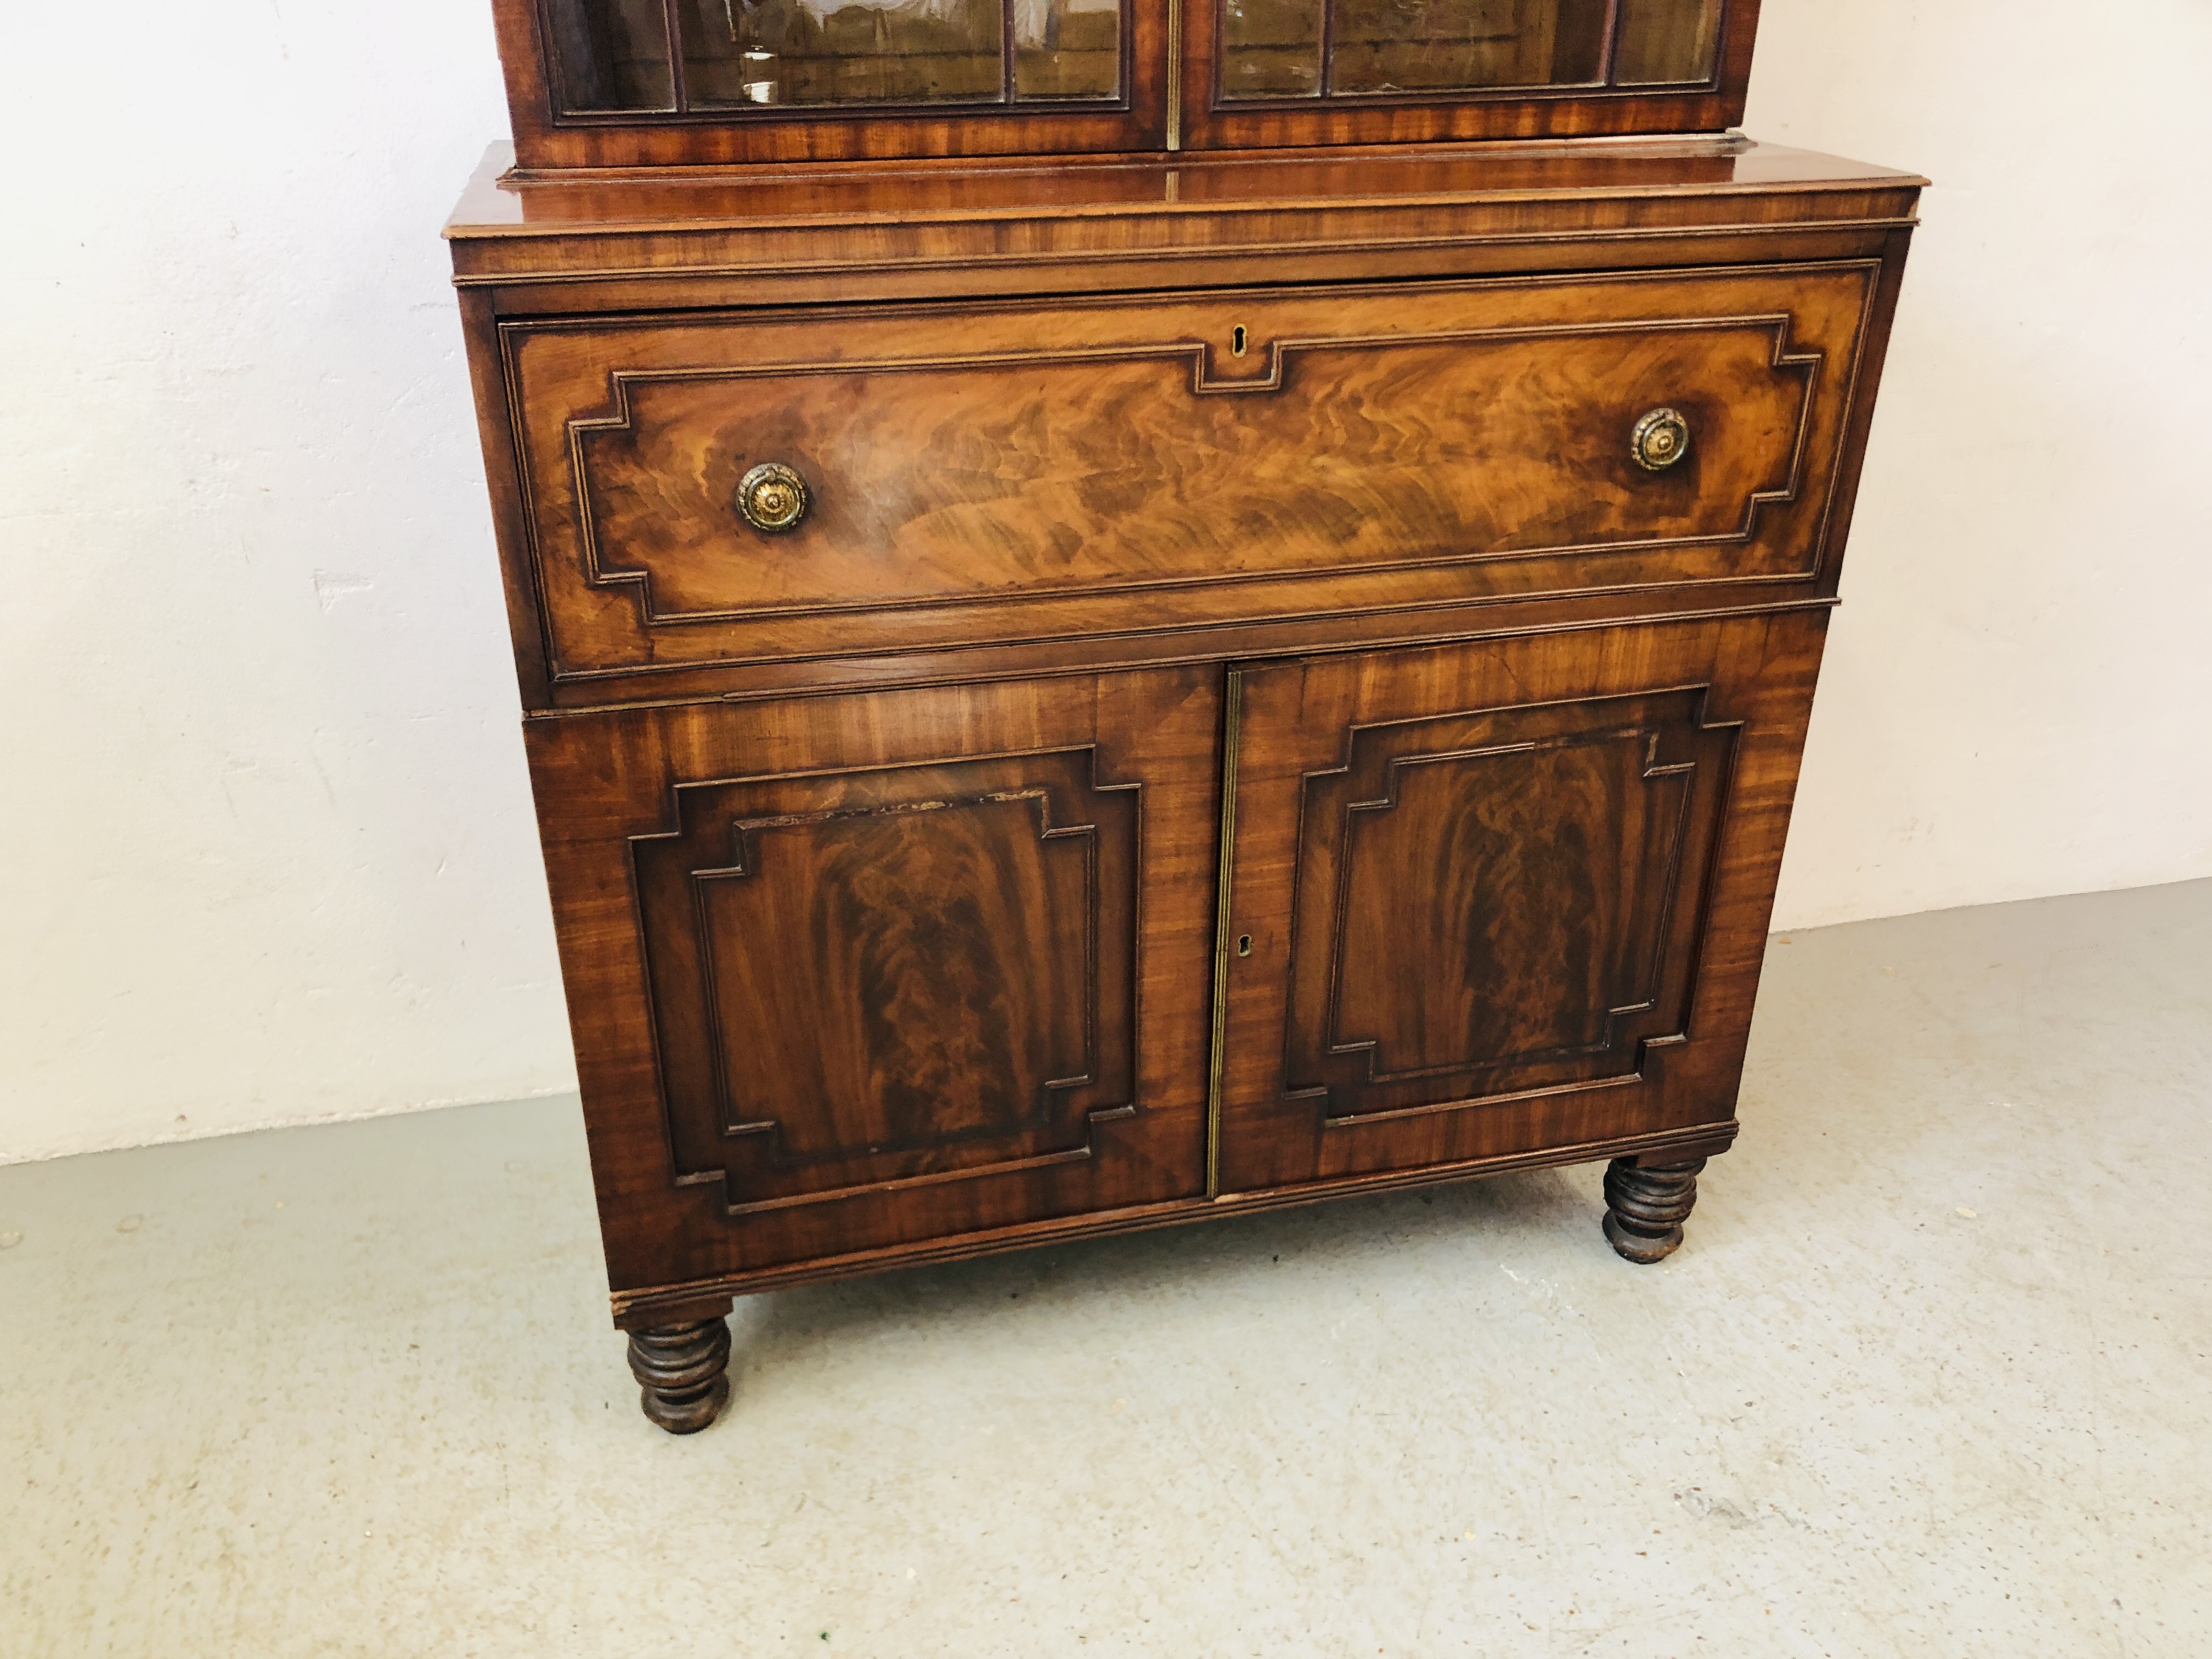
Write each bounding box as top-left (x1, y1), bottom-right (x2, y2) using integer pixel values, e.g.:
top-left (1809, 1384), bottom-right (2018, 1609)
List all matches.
top-left (1284, 686), bottom-right (1739, 1127)
top-left (630, 747), bottom-right (1139, 1218)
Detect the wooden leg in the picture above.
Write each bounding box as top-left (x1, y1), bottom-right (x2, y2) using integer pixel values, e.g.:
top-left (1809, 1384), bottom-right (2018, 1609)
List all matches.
top-left (1601, 1156), bottom-right (1708, 1265)
top-left (627, 1317), bottom-right (732, 1434)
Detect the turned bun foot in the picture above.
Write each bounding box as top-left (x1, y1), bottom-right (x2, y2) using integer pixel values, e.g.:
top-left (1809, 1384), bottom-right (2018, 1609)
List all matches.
top-left (627, 1317), bottom-right (732, 1434)
top-left (1601, 1156), bottom-right (1708, 1265)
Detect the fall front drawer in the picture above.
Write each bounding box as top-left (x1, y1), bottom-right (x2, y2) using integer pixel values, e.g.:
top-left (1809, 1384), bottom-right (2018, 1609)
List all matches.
top-left (501, 262), bottom-right (1882, 691)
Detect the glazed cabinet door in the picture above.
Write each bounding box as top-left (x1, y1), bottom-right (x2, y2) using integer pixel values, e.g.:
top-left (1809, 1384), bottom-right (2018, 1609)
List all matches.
top-left (527, 665), bottom-right (1221, 1297)
top-left (1182, 0), bottom-right (1761, 150)
top-left (1210, 612), bottom-right (1824, 1196)
top-left (494, 0), bottom-right (1170, 167)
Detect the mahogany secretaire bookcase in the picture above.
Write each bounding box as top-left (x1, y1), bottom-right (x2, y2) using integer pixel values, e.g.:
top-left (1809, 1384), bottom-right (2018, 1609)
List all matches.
top-left (448, 0), bottom-right (1920, 1431)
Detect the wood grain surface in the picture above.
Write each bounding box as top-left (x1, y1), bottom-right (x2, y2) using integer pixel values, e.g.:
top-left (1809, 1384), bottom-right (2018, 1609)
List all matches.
top-left (448, 137), bottom-right (1918, 240)
top-left (506, 264), bottom-right (1874, 687)
top-left (1289, 686), bottom-right (1735, 1114)
top-left (1213, 608), bottom-right (1824, 1193)
top-left (445, 137), bottom-right (1921, 315)
top-left (441, 110), bottom-right (1919, 1339)
top-left (526, 664), bottom-right (1222, 1293)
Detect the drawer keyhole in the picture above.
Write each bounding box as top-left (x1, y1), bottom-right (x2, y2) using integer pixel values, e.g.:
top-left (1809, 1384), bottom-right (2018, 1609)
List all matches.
top-left (1237, 934), bottom-right (1254, 957)
top-left (1231, 325), bottom-right (1249, 358)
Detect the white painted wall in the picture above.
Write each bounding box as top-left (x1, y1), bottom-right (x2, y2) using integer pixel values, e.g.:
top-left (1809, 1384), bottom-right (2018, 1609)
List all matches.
top-left (1746, 1), bottom-right (2212, 928)
top-left (3, 2), bottom-right (2208, 1161)
top-left (0, 3), bottom-right (562, 1162)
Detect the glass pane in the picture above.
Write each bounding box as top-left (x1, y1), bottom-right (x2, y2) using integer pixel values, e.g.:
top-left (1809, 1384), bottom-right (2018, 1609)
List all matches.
top-left (1221, 0), bottom-right (1611, 100)
top-left (682, 0), bottom-right (1006, 107)
top-left (1221, 0), bottom-right (1324, 99)
top-left (1329, 0), bottom-right (1605, 95)
top-left (1613, 0), bottom-right (1722, 84)
top-left (548, 0), bottom-right (677, 111)
top-left (1015, 0), bottom-right (1121, 99)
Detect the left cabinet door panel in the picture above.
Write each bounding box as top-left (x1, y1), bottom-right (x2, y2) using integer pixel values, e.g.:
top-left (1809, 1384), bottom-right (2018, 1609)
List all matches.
top-left (527, 666), bottom-right (1221, 1298)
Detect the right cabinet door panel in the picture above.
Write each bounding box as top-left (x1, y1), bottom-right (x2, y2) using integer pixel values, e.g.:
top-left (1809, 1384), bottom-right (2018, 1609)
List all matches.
top-left (1213, 611), bottom-right (1825, 1195)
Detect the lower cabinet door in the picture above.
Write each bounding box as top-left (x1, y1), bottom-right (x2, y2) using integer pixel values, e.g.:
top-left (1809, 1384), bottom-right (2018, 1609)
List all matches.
top-left (526, 665), bottom-right (1222, 1296)
top-left (1211, 612), bottom-right (1827, 1195)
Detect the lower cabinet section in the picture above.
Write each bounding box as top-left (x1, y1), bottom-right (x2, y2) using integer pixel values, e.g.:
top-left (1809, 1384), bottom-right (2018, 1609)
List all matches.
top-left (526, 611), bottom-right (1824, 1313)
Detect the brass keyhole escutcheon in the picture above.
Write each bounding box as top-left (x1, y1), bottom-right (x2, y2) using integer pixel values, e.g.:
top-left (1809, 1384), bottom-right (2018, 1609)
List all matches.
top-left (737, 461), bottom-right (810, 532)
top-left (1231, 325), bottom-right (1249, 358)
top-left (1237, 934), bottom-right (1254, 957)
top-left (1630, 407), bottom-right (1691, 472)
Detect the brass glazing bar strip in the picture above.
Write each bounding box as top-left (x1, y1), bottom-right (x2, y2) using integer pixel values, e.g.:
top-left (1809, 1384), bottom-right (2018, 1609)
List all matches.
top-left (1166, 0), bottom-right (1183, 149)
top-left (662, 0), bottom-right (691, 111)
top-left (1596, 0), bottom-right (1623, 85)
top-left (1204, 666), bottom-right (1243, 1198)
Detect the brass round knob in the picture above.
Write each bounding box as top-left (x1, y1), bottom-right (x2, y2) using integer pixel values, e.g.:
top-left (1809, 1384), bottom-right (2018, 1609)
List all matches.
top-left (736, 461), bottom-right (809, 533)
top-left (1630, 407), bottom-right (1691, 472)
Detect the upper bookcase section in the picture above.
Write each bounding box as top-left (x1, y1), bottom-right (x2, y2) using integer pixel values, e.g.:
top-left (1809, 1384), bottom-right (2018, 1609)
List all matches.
top-left (492, 0), bottom-right (1760, 168)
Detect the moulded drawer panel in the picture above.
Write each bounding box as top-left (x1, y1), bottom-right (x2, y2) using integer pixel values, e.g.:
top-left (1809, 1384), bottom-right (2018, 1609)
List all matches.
top-left (504, 264), bottom-right (1879, 686)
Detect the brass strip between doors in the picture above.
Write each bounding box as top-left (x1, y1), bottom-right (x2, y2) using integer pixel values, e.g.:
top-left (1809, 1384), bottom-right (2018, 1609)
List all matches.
top-left (1204, 665), bottom-right (1243, 1198)
top-left (1165, 0), bottom-right (1183, 150)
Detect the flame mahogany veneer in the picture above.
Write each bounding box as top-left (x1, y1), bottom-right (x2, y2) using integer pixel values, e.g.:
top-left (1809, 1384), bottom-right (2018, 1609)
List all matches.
top-left (449, 126), bottom-right (1919, 1430)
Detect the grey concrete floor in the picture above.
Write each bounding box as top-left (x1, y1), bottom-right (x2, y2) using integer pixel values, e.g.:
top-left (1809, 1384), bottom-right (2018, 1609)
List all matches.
top-left (4, 883), bottom-right (2209, 1657)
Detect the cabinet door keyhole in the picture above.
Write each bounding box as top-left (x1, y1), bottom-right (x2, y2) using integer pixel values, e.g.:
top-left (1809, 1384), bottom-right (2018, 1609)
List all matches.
top-left (1231, 325), bottom-right (1248, 358)
top-left (1237, 934), bottom-right (1254, 956)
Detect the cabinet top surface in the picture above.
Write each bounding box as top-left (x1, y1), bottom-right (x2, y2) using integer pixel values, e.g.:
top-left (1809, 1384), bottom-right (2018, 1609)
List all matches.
top-left (445, 138), bottom-right (1922, 240)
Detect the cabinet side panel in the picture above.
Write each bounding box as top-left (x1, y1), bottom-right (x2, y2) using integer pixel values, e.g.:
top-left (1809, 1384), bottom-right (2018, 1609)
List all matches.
top-left (458, 287), bottom-right (554, 708)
